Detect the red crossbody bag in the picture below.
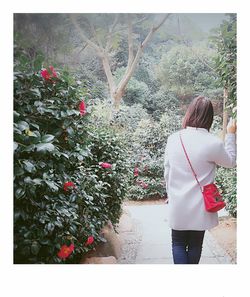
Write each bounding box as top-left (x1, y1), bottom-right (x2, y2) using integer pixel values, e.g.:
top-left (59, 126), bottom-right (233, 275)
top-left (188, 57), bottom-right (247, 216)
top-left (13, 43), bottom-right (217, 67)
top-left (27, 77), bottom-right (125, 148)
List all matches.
top-left (179, 132), bottom-right (226, 213)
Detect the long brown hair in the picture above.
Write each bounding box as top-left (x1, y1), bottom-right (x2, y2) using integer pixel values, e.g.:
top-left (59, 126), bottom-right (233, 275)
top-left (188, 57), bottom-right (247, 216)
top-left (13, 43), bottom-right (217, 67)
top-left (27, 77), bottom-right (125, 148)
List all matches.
top-left (182, 96), bottom-right (214, 131)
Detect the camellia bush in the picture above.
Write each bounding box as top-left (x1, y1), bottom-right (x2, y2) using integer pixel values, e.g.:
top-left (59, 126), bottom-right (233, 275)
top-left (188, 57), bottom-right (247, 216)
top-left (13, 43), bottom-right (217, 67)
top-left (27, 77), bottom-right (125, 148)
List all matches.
top-left (128, 156), bottom-right (165, 200)
top-left (210, 115), bottom-right (237, 217)
top-left (14, 47), bottom-right (130, 263)
top-left (215, 167), bottom-right (237, 217)
top-left (126, 112), bottom-right (181, 200)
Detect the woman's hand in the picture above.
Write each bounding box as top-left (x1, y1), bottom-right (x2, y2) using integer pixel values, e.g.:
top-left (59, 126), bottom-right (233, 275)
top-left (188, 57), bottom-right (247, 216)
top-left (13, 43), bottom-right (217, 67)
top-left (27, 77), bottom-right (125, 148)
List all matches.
top-left (227, 117), bottom-right (237, 134)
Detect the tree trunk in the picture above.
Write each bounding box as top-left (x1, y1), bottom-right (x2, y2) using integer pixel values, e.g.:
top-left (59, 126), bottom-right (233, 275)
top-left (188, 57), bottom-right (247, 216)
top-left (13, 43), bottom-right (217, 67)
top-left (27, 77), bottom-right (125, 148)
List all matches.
top-left (112, 89), bottom-right (124, 111)
top-left (222, 88), bottom-right (228, 140)
top-left (71, 14), bottom-right (170, 113)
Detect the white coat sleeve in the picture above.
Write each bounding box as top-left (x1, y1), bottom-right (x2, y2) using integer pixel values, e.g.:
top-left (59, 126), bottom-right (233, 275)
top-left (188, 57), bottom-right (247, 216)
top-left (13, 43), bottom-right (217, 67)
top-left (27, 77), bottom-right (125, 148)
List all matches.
top-left (211, 133), bottom-right (236, 168)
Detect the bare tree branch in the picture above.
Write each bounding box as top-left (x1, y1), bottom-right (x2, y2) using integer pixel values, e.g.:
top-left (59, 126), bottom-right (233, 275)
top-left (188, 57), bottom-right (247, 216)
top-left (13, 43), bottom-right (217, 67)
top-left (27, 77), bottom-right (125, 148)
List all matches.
top-left (127, 14), bottom-right (134, 69)
top-left (153, 14), bottom-right (171, 32)
top-left (131, 15), bottom-right (149, 26)
top-left (117, 14), bottom-right (171, 92)
top-left (105, 15), bottom-right (150, 48)
top-left (105, 14), bottom-right (119, 52)
top-left (71, 14), bottom-right (116, 94)
top-left (77, 43), bottom-right (88, 55)
top-left (142, 14), bottom-right (171, 48)
top-left (89, 20), bottom-right (103, 49)
top-left (70, 14), bottom-right (102, 55)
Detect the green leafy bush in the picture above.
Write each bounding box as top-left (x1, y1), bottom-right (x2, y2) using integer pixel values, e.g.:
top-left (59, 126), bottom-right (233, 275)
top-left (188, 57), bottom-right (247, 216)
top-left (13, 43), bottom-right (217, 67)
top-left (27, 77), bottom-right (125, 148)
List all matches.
top-left (14, 47), bottom-right (130, 263)
top-left (114, 67), bottom-right (150, 106)
top-left (127, 113), bottom-right (181, 200)
top-left (215, 167), bottom-right (237, 217)
top-left (91, 100), bottom-right (150, 134)
top-left (126, 157), bottom-right (165, 200)
top-left (132, 113), bottom-right (181, 158)
top-left (145, 87), bottom-right (180, 120)
top-left (156, 44), bottom-right (217, 97)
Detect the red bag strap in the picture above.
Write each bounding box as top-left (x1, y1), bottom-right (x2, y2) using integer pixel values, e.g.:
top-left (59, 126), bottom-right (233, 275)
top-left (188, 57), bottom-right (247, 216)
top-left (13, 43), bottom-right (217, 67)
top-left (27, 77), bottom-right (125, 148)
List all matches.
top-left (179, 132), bottom-right (203, 193)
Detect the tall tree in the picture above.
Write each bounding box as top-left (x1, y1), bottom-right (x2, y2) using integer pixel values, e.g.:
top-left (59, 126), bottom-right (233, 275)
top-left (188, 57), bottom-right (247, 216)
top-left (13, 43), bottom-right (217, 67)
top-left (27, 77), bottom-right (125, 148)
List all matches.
top-left (71, 13), bottom-right (171, 110)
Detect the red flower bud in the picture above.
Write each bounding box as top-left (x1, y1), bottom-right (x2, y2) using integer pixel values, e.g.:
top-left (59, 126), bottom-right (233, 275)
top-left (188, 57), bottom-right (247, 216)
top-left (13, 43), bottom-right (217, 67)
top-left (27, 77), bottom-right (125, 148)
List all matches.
top-left (85, 236), bottom-right (94, 246)
top-left (99, 162), bottom-right (112, 169)
top-left (134, 167), bottom-right (139, 177)
top-left (79, 100), bottom-right (87, 116)
top-left (63, 181), bottom-right (76, 191)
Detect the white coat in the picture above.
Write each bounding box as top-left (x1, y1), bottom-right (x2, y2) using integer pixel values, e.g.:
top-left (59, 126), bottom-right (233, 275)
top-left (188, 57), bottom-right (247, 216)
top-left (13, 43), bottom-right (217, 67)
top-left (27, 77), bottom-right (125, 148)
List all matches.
top-left (164, 126), bottom-right (236, 231)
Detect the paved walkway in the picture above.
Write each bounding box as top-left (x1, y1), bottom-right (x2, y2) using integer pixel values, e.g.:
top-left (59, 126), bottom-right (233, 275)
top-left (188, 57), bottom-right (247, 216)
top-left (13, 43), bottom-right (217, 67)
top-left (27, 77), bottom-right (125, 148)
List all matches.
top-left (118, 203), bottom-right (233, 264)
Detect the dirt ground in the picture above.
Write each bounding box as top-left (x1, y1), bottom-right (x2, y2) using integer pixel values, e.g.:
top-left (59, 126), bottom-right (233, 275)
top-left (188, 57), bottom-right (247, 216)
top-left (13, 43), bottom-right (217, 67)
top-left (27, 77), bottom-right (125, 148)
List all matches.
top-left (209, 216), bottom-right (237, 263)
top-left (124, 199), bottom-right (237, 263)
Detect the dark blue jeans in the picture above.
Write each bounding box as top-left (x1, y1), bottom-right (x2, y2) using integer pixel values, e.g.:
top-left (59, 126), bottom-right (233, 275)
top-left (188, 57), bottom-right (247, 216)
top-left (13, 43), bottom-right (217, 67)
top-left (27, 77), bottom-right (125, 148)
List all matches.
top-left (171, 229), bottom-right (205, 264)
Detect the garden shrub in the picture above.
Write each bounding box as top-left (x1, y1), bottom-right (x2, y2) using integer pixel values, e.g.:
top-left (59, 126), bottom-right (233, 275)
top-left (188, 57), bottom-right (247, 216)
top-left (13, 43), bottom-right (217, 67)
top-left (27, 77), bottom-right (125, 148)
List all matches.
top-left (127, 113), bottom-right (181, 200)
top-left (114, 67), bottom-right (150, 106)
top-left (110, 103), bottom-right (150, 133)
top-left (14, 47), bottom-right (130, 263)
top-left (147, 87), bottom-right (180, 120)
top-left (91, 100), bottom-right (150, 134)
top-left (215, 167), bottom-right (237, 217)
top-left (211, 115), bottom-right (237, 217)
top-left (126, 156), bottom-right (165, 200)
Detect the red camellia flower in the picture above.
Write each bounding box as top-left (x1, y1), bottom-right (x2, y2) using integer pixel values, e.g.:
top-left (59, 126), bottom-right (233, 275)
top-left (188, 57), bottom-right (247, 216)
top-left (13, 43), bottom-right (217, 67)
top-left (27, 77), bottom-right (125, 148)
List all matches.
top-left (63, 181), bottom-right (76, 191)
top-left (134, 167), bottom-right (139, 177)
top-left (41, 69), bottom-right (50, 80)
top-left (57, 243), bottom-right (74, 259)
top-left (41, 65), bottom-right (57, 81)
top-left (49, 65), bottom-right (57, 78)
top-left (79, 100), bottom-right (87, 116)
top-left (99, 162), bottom-right (112, 169)
top-left (85, 236), bottom-right (94, 246)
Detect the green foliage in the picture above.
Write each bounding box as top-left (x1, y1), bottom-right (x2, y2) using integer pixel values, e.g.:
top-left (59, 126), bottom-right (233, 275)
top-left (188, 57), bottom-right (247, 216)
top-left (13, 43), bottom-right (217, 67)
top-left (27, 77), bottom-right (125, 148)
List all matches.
top-left (127, 113), bottom-right (181, 200)
top-left (14, 14), bottom-right (237, 251)
top-left (211, 115), bottom-right (223, 135)
top-left (75, 65), bottom-right (108, 101)
top-left (156, 44), bottom-right (217, 97)
top-left (114, 55), bottom-right (180, 119)
top-left (215, 167), bottom-right (237, 217)
top-left (14, 14), bottom-right (74, 65)
top-left (14, 47), bottom-right (130, 263)
top-left (114, 67), bottom-right (151, 106)
top-left (111, 103), bottom-right (150, 132)
top-left (211, 14), bottom-right (237, 117)
top-left (134, 54), bottom-right (161, 93)
top-left (127, 157), bottom-right (165, 200)
top-left (90, 100), bottom-right (150, 135)
top-left (148, 87), bottom-right (180, 120)
top-left (132, 113), bottom-right (181, 158)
